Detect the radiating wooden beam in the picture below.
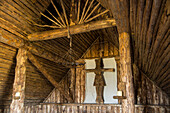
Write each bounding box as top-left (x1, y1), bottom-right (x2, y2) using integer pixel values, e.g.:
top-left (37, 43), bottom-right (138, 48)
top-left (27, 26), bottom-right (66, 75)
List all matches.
top-left (82, 0), bottom-right (95, 21)
top-left (84, 3), bottom-right (100, 22)
top-left (77, 0), bottom-right (81, 22)
top-left (60, 0), bottom-right (68, 26)
top-left (28, 53), bottom-right (73, 102)
top-left (79, 0), bottom-right (89, 24)
top-left (51, 0), bottom-right (66, 26)
top-left (70, 0), bottom-right (76, 25)
top-left (0, 32), bottom-right (61, 64)
top-left (85, 9), bottom-right (109, 23)
top-left (28, 19), bottom-right (116, 41)
top-left (10, 48), bottom-right (28, 113)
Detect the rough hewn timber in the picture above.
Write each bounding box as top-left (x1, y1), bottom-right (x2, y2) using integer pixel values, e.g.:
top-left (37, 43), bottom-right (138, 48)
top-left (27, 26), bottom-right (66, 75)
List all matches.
top-left (28, 52), bottom-right (73, 102)
top-left (27, 19), bottom-right (116, 41)
top-left (70, 68), bottom-right (76, 102)
top-left (10, 48), bottom-right (28, 113)
top-left (115, 58), bottom-right (121, 104)
top-left (119, 32), bottom-right (135, 113)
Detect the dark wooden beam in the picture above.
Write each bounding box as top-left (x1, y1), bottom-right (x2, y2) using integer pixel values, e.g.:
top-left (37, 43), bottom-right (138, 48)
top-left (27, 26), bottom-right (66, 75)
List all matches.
top-left (28, 53), bottom-right (73, 102)
top-left (27, 19), bottom-right (116, 41)
top-left (10, 48), bottom-right (28, 113)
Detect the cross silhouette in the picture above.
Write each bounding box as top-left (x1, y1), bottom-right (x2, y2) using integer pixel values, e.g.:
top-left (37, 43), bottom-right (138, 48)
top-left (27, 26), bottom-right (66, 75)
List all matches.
top-left (85, 58), bottom-right (115, 103)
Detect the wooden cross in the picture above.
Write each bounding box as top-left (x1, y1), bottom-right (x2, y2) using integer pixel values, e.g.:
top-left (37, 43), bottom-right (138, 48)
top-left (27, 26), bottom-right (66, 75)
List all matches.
top-left (85, 58), bottom-right (115, 103)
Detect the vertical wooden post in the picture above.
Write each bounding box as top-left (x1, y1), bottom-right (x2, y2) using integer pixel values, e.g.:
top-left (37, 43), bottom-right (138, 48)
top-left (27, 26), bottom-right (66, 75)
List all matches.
top-left (119, 32), bottom-right (135, 113)
top-left (70, 68), bottom-right (76, 102)
top-left (115, 58), bottom-right (121, 104)
top-left (10, 48), bottom-right (28, 113)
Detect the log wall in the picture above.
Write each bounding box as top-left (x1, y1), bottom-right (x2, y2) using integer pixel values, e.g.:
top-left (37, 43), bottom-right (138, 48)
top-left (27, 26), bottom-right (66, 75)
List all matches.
top-left (133, 64), bottom-right (169, 105)
top-left (0, 42), bottom-right (17, 106)
top-left (0, 42), bottom-right (54, 107)
top-left (82, 36), bottom-right (119, 59)
top-left (44, 66), bottom-right (86, 104)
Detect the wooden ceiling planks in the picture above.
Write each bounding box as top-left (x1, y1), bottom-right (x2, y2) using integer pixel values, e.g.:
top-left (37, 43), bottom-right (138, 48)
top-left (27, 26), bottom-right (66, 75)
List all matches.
top-left (0, 42), bottom-right (17, 106)
top-left (98, 0), bottom-right (170, 96)
top-left (0, 0), bottom-right (51, 40)
top-left (143, 0), bottom-right (165, 72)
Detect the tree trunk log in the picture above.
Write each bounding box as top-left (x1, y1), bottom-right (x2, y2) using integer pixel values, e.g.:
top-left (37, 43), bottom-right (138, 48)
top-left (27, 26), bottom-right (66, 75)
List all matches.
top-left (119, 32), bottom-right (135, 113)
top-left (10, 48), bottom-right (28, 113)
top-left (27, 19), bottom-right (116, 41)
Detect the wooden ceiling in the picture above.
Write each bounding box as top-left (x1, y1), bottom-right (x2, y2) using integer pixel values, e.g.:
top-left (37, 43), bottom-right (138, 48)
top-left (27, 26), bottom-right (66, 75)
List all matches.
top-left (0, 0), bottom-right (169, 106)
top-left (97, 0), bottom-right (170, 96)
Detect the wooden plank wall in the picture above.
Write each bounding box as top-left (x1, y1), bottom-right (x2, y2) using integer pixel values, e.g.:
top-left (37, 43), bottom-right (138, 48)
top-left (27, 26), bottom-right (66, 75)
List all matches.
top-left (43, 66), bottom-right (86, 104)
top-left (133, 64), bottom-right (169, 105)
top-left (25, 60), bottom-right (54, 104)
top-left (0, 42), bottom-right (54, 107)
top-left (82, 37), bottom-right (119, 59)
top-left (0, 42), bottom-right (17, 106)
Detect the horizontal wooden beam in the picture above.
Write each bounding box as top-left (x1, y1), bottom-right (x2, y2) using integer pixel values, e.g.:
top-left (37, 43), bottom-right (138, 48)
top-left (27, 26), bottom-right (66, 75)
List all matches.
top-left (0, 32), bottom-right (24, 48)
top-left (28, 53), bottom-right (73, 102)
top-left (28, 19), bottom-right (116, 41)
top-left (85, 68), bottom-right (115, 73)
top-left (0, 33), bottom-right (61, 64)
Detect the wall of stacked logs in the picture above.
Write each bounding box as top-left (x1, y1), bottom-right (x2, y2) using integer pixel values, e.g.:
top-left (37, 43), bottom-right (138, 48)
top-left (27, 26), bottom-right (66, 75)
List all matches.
top-left (133, 64), bottom-right (169, 106)
top-left (0, 42), bottom-right (17, 106)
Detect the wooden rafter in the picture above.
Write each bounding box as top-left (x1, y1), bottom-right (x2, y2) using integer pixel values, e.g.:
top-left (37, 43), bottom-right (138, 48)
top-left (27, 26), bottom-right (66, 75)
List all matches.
top-left (28, 52), bottom-right (73, 102)
top-left (28, 19), bottom-right (116, 41)
top-left (85, 9), bottom-right (109, 23)
top-left (40, 12), bottom-right (61, 27)
top-left (82, 0), bottom-right (95, 21)
top-left (51, 0), bottom-right (66, 26)
top-left (84, 3), bottom-right (100, 21)
top-left (34, 0), bottom-right (109, 30)
top-left (46, 9), bottom-right (64, 27)
top-left (79, 0), bottom-right (89, 24)
top-left (60, 0), bottom-right (69, 26)
top-left (77, 0), bottom-right (81, 22)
